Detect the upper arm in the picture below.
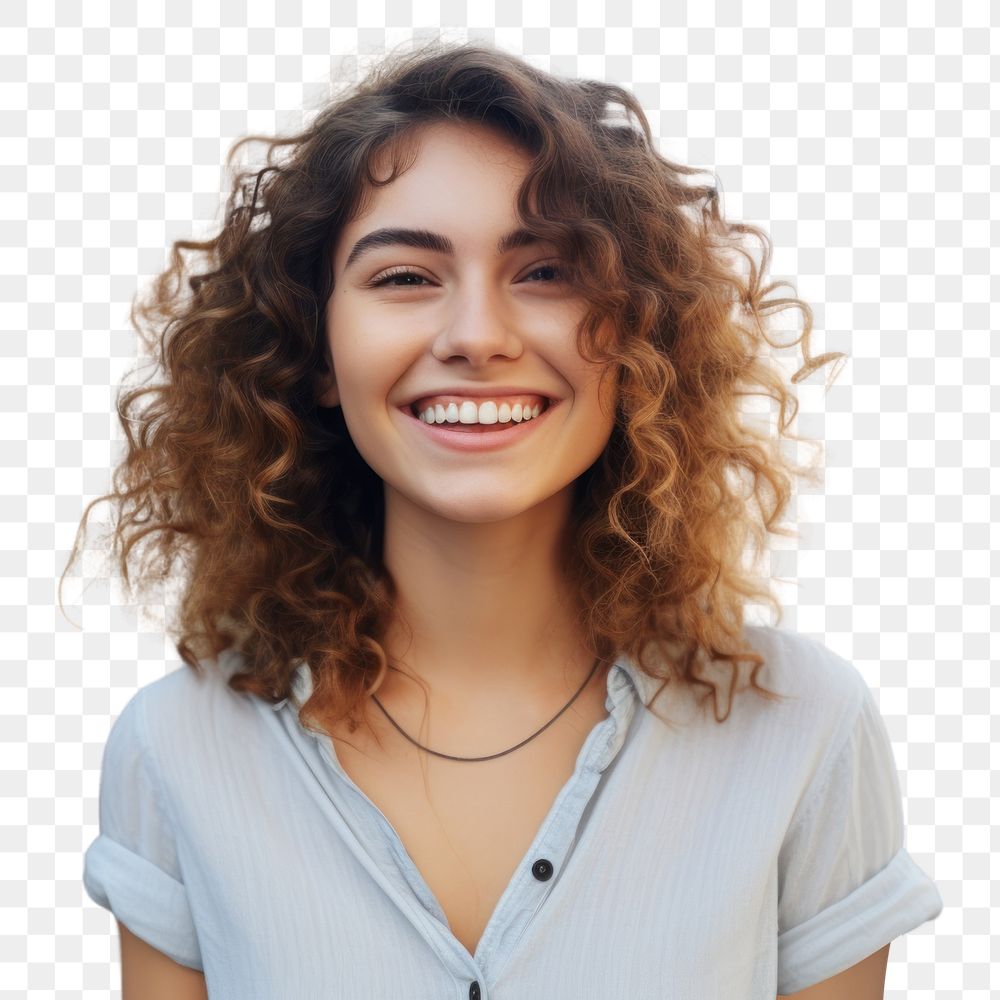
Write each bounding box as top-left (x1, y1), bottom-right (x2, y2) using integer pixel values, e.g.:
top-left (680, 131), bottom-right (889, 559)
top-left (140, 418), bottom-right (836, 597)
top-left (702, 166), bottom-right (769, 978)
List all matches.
top-left (83, 689), bottom-right (203, 973)
top-left (118, 920), bottom-right (208, 1000)
top-left (777, 942), bottom-right (890, 999)
top-left (775, 650), bottom-right (943, 993)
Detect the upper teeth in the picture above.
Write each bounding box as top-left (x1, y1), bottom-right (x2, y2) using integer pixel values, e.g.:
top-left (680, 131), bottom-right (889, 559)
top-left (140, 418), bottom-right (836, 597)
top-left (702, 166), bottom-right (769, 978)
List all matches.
top-left (417, 400), bottom-right (545, 425)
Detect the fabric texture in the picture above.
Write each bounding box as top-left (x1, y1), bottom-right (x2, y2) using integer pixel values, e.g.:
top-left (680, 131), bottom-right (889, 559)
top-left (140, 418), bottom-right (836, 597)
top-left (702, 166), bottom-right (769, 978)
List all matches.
top-left (82, 624), bottom-right (943, 998)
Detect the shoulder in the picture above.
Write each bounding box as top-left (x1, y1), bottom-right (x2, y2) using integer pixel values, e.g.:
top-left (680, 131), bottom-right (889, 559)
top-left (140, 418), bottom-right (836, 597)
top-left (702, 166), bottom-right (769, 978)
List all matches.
top-left (741, 623), bottom-right (870, 711)
top-left (131, 648), bottom-right (231, 709)
top-left (126, 648), bottom-right (261, 762)
top-left (639, 623), bottom-right (874, 773)
top-left (737, 623), bottom-right (878, 781)
top-left (640, 624), bottom-right (870, 731)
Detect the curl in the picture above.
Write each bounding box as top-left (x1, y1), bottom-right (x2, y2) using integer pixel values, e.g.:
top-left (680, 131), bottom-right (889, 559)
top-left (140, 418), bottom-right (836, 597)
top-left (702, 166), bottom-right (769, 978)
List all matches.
top-left (60, 38), bottom-right (845, 734)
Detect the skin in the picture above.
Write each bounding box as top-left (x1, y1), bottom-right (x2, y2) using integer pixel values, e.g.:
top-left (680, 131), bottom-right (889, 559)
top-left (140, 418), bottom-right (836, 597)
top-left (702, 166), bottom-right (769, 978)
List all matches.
top-left (118, 920), bottom-right (207, 999)
top-left (777, 942), bottom-right (890, 998)
top-left (118, 121), bottom-right (894, 998)
top-left (312, 121), bottom-right (894, 998)
top-left (317, 119), bottom-right (619, 740)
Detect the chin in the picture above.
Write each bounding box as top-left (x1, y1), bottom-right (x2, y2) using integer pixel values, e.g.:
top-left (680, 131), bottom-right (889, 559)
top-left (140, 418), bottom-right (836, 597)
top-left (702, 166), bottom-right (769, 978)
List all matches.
top-left (431, 499), bottom-right (535, 524)
top-left (394, 488), bottom-right (546, 525)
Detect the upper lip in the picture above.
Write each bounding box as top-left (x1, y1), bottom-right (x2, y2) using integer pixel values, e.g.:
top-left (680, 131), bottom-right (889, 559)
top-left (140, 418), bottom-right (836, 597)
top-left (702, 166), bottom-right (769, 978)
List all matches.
top-left (401, 386), bottom-right (559, 408)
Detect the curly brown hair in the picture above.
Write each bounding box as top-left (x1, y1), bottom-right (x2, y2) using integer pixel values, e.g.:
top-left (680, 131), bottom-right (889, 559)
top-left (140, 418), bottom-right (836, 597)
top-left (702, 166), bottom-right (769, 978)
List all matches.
top-left (60, 38), bottom-right (845, 741)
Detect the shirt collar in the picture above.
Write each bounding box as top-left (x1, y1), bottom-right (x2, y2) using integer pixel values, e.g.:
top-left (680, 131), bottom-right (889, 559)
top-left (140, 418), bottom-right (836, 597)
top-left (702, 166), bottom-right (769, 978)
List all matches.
top-left (272, 652), bottom-right (658, 715)
top-left (272, 653), bottom-right (656, 775)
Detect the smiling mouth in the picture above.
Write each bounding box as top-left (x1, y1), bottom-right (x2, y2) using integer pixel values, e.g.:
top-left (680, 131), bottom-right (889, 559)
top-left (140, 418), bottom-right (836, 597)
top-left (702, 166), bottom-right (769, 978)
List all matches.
top-left (397, 398), bottom-right (559, 442)
top-left (405, 398), bottom-right (552, 424)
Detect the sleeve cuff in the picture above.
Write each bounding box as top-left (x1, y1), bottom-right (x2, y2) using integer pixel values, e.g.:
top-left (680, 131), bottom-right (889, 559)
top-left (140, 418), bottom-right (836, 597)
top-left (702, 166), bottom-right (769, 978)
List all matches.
top-left (83, 833), bottom-right (203, 971)
top-left (777, 846), bottom-right (943, 995)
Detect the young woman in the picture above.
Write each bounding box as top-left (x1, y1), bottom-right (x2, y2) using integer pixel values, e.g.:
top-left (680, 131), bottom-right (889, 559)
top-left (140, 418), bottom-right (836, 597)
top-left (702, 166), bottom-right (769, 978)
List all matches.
top-left (72, 39), bottom-right (943, 999)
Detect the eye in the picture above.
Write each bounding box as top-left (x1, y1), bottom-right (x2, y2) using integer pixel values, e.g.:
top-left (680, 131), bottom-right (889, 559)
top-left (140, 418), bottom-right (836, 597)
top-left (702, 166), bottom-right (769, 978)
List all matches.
top-left (363, 260), bottom-right (566, 289)
top-left (520, 262), bottom-right (564, 283)
top-left (365, 268), bottom-right (431, 288)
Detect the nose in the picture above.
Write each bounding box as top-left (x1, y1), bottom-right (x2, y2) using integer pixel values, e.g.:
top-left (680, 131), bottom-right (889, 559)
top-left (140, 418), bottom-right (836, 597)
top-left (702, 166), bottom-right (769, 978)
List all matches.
top-left (430, 276), bottom-right (523, 366)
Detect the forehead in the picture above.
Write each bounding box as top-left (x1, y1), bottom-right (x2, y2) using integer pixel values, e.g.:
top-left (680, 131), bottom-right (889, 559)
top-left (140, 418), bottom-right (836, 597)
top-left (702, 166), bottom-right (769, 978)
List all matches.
top-left (371, 118), bottom-right (531, 185)
top-left (336, 122), bottom-right (534, 244)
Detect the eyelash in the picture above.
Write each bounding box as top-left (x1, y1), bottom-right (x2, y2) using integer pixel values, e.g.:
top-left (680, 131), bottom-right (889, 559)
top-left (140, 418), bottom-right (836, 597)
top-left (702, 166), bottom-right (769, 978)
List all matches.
top-left (365, 262), bottom-right (565, 289)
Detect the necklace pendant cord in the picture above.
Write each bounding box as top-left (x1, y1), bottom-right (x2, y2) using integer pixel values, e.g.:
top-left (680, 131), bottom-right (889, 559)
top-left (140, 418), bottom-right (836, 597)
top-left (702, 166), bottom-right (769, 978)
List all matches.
top-left (371, 654), bottom-right (607, 762)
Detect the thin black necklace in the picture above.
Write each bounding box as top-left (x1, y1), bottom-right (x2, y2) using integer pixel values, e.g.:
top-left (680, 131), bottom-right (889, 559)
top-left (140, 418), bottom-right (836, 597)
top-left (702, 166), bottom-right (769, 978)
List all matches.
top-left (370, 654), bottom-right (606, 762)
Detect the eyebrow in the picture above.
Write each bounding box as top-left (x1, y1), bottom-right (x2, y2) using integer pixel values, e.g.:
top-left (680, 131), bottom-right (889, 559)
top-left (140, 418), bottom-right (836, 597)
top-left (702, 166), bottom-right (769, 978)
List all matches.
top-left (343, 226), bottom-right (546, 271)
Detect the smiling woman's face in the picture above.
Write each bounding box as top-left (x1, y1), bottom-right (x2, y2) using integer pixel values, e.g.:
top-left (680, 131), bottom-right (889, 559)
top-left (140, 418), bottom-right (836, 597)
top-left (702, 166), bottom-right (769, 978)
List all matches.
top-left (319, 120), bottom-right (618, 525)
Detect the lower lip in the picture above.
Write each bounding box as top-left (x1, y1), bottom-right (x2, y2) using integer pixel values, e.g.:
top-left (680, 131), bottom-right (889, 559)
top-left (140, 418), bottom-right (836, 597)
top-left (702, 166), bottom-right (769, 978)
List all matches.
top-left (398, 402), bottom-right (559, 451)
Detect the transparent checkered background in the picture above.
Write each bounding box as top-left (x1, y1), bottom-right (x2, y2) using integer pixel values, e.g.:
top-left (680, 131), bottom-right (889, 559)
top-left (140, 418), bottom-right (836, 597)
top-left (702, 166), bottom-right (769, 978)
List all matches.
top-left (2, 1), bottom-right (992, 997)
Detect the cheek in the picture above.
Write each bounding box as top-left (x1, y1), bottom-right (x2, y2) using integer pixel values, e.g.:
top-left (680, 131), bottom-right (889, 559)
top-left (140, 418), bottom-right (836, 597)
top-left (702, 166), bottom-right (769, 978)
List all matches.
top-left (329, 338), bottom-right (413, 433)
top-left (328, 317), bottom-right (391, 396)
top-left (575, 361), bottom-right (618, 424)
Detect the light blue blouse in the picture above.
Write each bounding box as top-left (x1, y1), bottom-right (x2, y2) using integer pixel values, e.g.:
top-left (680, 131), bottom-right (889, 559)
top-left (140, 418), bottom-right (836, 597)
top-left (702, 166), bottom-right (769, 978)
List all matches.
top-left (83, 624), bottom-right (943, 998)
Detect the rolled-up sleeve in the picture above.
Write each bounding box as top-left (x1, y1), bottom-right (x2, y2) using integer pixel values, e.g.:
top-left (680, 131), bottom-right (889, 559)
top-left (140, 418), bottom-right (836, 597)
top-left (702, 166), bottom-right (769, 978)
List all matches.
top-left (83, 686), bottom-right (202, 971)
top-left (776, 678), bottom-right (943, 995)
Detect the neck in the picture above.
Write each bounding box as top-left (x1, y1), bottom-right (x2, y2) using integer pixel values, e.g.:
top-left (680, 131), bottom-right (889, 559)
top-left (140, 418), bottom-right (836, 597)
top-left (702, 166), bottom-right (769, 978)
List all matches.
top-left (376, 482), bottom-right (597, 712)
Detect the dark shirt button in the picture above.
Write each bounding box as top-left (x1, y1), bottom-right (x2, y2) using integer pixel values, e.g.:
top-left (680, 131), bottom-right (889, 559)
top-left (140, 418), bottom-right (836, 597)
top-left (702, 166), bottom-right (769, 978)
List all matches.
top-left (469, 981), bottom-right (481, 999)
top-left (531, 859), bottom-right (554, 881)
